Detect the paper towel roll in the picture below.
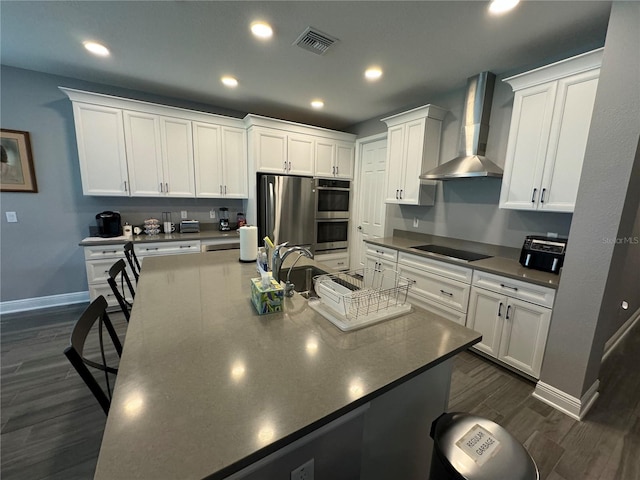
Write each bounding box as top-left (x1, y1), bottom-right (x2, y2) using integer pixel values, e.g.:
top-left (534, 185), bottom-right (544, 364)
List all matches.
top-left (239, 226), bottom-right (258, 262)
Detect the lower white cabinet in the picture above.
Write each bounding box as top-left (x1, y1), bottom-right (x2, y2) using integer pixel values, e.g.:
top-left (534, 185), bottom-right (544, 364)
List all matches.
top-left (315, 251), bottom-right (350, 271)
top-left (466, 271), bottom-right (555, 378)
top-left (365, 244), bottom-right (398, 272)
top-left (396, 252), bottom-right (472, 326)
top-left (134, 240), bottom-right (201, 259)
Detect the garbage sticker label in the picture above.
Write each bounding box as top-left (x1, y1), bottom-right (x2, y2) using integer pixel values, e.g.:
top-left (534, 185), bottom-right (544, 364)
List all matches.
top-left (455, 423), bottom-right (501, 466)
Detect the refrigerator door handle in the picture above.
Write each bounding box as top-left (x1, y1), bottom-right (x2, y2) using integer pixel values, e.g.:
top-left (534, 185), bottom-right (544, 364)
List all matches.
top-left (267, 178), bottom-right (275, 242)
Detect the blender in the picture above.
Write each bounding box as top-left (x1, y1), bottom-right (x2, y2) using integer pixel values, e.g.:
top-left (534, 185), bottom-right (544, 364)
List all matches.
top-left (219, 207), bottom-right (230, 231)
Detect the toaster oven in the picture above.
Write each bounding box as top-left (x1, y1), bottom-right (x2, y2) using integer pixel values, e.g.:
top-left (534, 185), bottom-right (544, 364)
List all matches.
top-left (519, 235), bottom-right (567, 274)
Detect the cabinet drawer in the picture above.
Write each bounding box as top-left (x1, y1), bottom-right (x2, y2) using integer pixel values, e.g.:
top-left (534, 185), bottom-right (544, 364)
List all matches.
top-left (86, 258), bottom-right (134, 284)
top-left (135, 241), bottom-right (200, 256)
top-left (89, 282), bottom-right (133, 308)
top-left (398, 263), bottom-right (470, 313)
top-left (408, 294), bottom-right (467, 326)
top-left (398, 252), bottom-right (472, 283)
top-left (84, 245), bottom-right (126, 260)
top-left (472, 270), bottom-right (556, 308)
top-left (365, 244), bottom-right (398, 262)
top-left (315, 252), bottom-right (350, 271)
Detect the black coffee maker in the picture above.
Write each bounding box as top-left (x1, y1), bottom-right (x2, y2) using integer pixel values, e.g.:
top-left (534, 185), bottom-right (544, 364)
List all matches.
top-left (96, 211), bottom-right (122, 237)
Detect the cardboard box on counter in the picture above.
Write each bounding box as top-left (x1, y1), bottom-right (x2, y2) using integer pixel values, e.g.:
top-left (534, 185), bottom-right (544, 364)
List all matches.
top-left (250, 276), bottom-right (284, 315)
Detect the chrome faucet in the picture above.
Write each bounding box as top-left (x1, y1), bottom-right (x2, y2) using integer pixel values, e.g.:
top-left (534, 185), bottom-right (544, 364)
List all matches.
top-left (272, 243), bottom-right (314, 296)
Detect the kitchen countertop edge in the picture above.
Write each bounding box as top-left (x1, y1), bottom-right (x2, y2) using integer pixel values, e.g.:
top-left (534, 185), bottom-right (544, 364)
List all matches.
top-left (78, 229), bottom-right (240, 246)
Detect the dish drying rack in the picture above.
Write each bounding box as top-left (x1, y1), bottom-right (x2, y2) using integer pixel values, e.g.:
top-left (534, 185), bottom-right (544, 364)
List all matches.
top-left (308, 268), bottom-right (414, 331)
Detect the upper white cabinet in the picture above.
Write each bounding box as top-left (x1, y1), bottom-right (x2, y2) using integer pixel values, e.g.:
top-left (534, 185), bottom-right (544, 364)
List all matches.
top-left (60, 87), bottom-right (247, 198)
top-left (315, 139), bottom-right (354, 179)
top-left (68, 102), bottom-right (129, 196)
top-left (245, 114), bottom-right (355, 178)
top-left (500, 48), bottom-right (603, 212)
top-left (381, 104), bottom-right (447, 205)
top-left (193, 122), bottom-right (248, 198)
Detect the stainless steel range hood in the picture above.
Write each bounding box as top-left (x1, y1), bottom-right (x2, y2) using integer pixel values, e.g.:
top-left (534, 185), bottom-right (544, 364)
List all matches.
top-left (420, 71), bottom-right (503, 180)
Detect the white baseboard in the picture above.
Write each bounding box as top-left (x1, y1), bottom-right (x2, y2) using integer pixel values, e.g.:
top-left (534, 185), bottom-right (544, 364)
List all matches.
top-left (0, 291), bottom-right (89, 315)
top-left (533, 379), bottom-right (600, 421)
top-left (602, 306), bottom-right (640, 361)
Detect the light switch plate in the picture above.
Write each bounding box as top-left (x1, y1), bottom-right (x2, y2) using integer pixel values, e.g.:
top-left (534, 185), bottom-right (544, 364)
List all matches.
top-left (210, 210), bottom-right (216, 219)
top-left (181, 210), bottom-right (188, 219)
top-left (413, 217), bottom-right (419, 228)
top-left (5, 211), bottom-right (18, 223)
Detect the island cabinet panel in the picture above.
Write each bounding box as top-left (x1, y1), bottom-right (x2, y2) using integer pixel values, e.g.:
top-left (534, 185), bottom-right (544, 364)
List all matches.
top-left (467, 270), bottom-right (555, 378)
top-left (500, 48), bottom-right (602, 213)
top-left (382, 104), bottom-right (446, 206)
top-left (70, 103), bottom-right (129, 196)
top-left (193, 122), bottom-right (248, 198)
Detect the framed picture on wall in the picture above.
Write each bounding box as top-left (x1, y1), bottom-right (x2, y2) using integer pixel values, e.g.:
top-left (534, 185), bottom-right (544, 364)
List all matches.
top-left (1, 129), bottom-right (38, 193)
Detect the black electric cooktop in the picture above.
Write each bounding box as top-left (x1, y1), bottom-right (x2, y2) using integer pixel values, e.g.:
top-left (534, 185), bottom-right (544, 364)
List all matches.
top-left (411, 244), bottom-right (492, 262)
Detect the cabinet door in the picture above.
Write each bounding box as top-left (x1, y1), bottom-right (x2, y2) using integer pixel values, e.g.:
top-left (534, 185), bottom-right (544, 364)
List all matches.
top-left (254, 128), bottom-right (287, 173)
top-left (72, 103), bottom-right (129, 196)
top-left (315, 139), bottom-right (336, 177)
top-left (400, 118), bottom-right (426, 204)
top-left (123, 111), bottom-right (164, 196)
top-left (498, 298), bottom-right (551, 378)
top-left (397, 263), bottom-right (470, 313)
top-left (539, 70), bottom-right (599, 212)
top-left (160, 117), bottom-right (195, 197)
top-left (385, 124), bottom-right (405, 203)
top-left (193, 121), bottom-right (223, 197)
top-left (335, 142), bottom-right (354, 179)
top-left (221, 127), bottom-right (248, 198)
top-left (499, 82), bottom-right (557, 210)
top-left (287, 134), bottom-right (314, 175)
top-left (467, 287), bottom-right (505, 358)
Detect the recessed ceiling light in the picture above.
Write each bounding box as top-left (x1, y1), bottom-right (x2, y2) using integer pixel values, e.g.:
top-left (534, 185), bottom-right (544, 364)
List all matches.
top-left (83, 41), bottom-right (110, 57)
top-left (221, 76), bottom-right (238, 88)
top-left (311, 100), bottom-right (324, 109)
top-left (488, 0), bottom-right (520, 14)
top-left (251, 21), bottom-right (273, 39)
top-left (365, 67), bottom-right (383, 81)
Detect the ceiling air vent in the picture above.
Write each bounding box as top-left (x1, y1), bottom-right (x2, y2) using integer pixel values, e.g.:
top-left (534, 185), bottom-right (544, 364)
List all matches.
top-left (294, 27), bottom-right (338, 55)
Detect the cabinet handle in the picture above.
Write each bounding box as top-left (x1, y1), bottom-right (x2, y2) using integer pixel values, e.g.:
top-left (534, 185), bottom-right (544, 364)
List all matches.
top-left (166, 182), bottom-right (169, 193)
top-left (396, 189), bottom-right (399, 199)
top-left (531, 188), bottom-right (537, 203)
top-left (101, 250), bottom-right (118, 254)
top-left (288, 161), bottom-right (292, 171)
top-left (506, 305), bottom-right (512, 320)
top-left (498, 302), bottom-right (503, 317)
top-left (220, 185), bottom-right (223, 195)
top-left (124, 181), bottom-right (128, 192)
top-left (336, 166), bottom-right (339, 175)
top-left (337, 261), bottom-right (344, 265)
top-left (145, 247), bottom-right (159, 251)
top-left (540, 188), bottom-right (546, 204)
top-left (159, 183), bottom-right (163, 193)
top-left (283, 161), bottom-right (287, 171)
top-left (224, 185), bottom-right (227, 195)
top-left (179, 245), bottom-right (190, 249)
top-left (500, 283), bottom-right (518, 292)
top-left (399, 189), bottom-right (403, 199)
top-left (440, 289), bottom-right (453, 297)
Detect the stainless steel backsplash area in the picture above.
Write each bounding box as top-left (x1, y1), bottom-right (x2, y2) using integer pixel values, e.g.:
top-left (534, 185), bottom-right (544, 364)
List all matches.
top-left (385, 178), bottom-right (573, 249)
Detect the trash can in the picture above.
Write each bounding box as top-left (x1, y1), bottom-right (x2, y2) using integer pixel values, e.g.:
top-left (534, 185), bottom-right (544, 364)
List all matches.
top-left (429, 412), bottom-right (539, 480)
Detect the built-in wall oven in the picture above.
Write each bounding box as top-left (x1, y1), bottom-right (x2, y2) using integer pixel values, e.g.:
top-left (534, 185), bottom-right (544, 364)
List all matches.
top-left (314, 178), bottom-right (350, 253)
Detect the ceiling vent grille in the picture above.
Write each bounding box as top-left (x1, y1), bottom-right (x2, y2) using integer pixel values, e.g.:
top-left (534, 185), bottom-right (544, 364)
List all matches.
top-left (294, 27), bottom-right (338, 55)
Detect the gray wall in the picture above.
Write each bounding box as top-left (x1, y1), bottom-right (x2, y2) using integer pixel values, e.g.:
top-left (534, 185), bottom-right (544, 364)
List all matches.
top-left (349, 67), bottom-right (574, 249)
top-left (0, 66), bottom-right (247, 302)
top-left (540, 1), bottom-right (640, 399)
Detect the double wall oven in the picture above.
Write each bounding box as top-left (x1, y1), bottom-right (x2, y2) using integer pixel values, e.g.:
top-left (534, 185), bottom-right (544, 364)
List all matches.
top-left (314, 178), bottom-right (350, 254)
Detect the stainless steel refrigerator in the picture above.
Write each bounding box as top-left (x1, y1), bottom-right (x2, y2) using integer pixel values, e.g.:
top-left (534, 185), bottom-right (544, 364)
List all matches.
top-left (257, 174), bottom-right (315, 248)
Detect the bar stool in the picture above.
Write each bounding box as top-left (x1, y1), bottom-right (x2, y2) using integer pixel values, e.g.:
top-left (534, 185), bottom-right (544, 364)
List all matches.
top-left (124, 241), bottom-right (141, 283)
top-left (107, 259), bottom-right (136, 322)
top-left (63, 295), bottom-right (123, 415)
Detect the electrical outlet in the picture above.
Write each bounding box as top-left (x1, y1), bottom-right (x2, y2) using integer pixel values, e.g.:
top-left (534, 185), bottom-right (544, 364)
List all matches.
top-left (291, 459), bottom-right (314, 480)
top-left (181, 210), bottom-right (188, 219)
top-left (413, 217), bottom-right (419, 228)
top-left (209, 210), bottom-right (216, 219)
top-left (5, 211), bottom-right (18, 223)
top-left (547, 232), bottom-right (558, 238)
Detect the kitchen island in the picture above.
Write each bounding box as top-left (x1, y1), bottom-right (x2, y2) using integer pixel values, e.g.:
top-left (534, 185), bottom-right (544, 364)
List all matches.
top-left (94, 249), bottom-right (480, 479)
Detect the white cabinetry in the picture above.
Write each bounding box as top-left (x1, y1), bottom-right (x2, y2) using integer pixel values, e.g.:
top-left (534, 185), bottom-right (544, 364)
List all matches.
top-left (250, 127), bottom-right (314, 175)
top-left (467, 270), bottom-right (555, 378)
top-left (315, 251), bottom-right (350, 271)
top-left (60, 87), bottom-right (247, 198)
top-left (68, 103), bottom-right (129, 196)
top-left (134, 240), bottom-right (201, 259)
top-left (84, 245), bottom-right (134, 309)
top-left (193, 122), bottom-right (248, 198)
top-left (315, 139), bottom-right (354, 179)
top-left (500, 48), bottom-right (602, 213)
top-left (381, 105), bottom-right (447, 205)
top-left (365, 244), bottom-right (397, 273)
top-left (396, 252), bottom-right (472, 326)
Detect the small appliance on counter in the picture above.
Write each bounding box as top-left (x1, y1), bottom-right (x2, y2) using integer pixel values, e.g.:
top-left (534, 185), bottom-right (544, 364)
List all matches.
top-left (95, 211), bottom-right (122, 237)
top-left (219, 207), bottom-right (230, 231)
top-left (519, 235), bottom-right (567, 274)
top-left (180, 220), bottom-right (200, 233)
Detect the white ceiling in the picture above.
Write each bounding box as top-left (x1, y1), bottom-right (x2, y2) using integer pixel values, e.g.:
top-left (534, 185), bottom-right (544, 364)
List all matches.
top-left (0, 1), bottom-right (611, 130)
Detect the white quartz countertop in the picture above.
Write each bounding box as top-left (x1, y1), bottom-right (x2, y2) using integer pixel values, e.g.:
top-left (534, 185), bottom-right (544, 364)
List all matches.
top-left (94, 250), bottom-right (480, 479)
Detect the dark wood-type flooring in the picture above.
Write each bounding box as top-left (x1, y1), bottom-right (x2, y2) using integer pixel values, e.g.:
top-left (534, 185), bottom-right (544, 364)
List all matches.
top-left (1, 303), bottom-right (639, 479)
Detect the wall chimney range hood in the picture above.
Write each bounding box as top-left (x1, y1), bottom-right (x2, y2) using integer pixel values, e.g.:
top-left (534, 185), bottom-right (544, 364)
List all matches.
top-left (420, 71), bottom-right (503, 180)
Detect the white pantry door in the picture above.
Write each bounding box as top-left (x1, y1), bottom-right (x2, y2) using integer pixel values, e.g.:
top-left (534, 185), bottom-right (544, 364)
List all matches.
top-left (353, 138), bottom-right (387, 269)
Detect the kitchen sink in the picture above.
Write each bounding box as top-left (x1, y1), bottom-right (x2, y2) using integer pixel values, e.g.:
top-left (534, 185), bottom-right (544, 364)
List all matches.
top-left (280, 265), bottom-right (327, 297)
